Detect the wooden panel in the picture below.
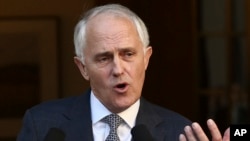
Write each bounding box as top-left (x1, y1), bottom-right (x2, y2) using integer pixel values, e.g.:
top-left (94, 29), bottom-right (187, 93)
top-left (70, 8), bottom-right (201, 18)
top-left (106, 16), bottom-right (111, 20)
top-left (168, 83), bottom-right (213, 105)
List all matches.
top-left (245, 0), bottom-right (250, 120)
top-left (0, 17), bottom-right (60, 139)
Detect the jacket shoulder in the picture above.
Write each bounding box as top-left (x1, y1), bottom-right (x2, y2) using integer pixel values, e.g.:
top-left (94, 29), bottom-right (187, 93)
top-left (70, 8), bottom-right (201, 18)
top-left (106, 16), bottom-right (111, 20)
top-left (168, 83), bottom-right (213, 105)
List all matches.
top-left (138, 98), bottom-right (192, 140)
top-left (31, 96), bottom-right (77, 111)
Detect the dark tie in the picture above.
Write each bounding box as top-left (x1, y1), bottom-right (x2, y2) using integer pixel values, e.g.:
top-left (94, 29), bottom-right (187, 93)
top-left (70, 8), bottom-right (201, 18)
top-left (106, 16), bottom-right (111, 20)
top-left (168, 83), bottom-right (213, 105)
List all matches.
top-left (102, 114), bottom-right (124, 141)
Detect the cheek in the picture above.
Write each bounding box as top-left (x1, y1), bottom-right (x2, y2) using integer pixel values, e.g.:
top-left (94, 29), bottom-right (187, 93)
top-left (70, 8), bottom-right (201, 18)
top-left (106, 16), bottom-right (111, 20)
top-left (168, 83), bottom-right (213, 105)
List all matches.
top-left (128, 64), bottom-right (146, 88)
top-left (88, 67), bottom-right (111, 85)
top-left (131, 61), bottom-right (146, 76)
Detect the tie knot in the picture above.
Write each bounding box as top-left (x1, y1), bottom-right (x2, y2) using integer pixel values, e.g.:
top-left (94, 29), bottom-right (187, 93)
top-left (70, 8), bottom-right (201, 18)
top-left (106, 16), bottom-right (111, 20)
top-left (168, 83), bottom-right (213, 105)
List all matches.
top-left (102, 114), bottom-right (124, 129)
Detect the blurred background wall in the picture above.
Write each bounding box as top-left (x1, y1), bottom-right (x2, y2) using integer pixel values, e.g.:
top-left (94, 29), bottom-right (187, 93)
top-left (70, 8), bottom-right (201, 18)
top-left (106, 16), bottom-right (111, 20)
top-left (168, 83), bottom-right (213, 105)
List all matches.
top-left (0, 0), bottom-right (249, 140)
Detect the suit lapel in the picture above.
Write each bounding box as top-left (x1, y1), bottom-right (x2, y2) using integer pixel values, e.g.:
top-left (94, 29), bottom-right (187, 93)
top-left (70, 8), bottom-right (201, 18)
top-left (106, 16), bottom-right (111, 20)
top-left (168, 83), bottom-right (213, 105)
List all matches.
top-left (136, 98), bottom-right (162, 126)
top-left (60, 90), bottom-right (94, 141)
top-left (135, 98), bottom-right (165, 141)
top-left (58, 93), bottom-right (166, 141)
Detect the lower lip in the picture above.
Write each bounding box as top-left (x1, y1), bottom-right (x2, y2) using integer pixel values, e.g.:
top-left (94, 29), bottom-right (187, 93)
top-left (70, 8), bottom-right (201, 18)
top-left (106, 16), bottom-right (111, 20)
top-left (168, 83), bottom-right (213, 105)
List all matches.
top-left (114, 85), bottom-right (129, 93)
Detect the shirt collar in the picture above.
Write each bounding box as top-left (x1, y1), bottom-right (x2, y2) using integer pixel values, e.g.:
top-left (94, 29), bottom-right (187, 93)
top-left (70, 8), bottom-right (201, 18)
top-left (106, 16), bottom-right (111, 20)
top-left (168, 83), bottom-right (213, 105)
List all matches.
top-left (90, 91), bottom-right (140, 128)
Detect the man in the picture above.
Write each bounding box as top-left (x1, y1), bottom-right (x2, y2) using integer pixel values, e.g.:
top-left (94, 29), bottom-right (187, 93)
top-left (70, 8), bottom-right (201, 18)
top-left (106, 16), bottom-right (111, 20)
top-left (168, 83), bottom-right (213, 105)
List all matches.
top-left (17, 4), bottom-right (229, 141)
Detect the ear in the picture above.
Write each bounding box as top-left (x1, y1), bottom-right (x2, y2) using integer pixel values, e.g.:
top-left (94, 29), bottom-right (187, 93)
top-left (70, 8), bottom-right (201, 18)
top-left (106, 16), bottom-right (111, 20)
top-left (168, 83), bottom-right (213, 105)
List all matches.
top-left (144, 46), bottom-right (152, 70)
top-left (74, 56), bottom-right (89, 80)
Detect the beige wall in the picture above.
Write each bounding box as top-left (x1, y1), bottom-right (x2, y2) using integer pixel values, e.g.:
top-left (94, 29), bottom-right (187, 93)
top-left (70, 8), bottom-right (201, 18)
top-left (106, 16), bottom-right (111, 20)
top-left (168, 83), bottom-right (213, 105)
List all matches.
top-left (0, 0), bottom-right (94, 98)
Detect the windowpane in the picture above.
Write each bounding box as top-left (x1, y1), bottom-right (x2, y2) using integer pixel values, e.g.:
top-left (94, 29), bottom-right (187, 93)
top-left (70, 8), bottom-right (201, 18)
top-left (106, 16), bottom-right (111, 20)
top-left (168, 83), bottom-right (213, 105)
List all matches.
top-left (232, 37), bottom-right (247, 88)
top-left (203, 37), bottom-right (228, 87)
top-left (200, 0), bottom-right (226, 32)
top-left (232, 0), bottom-right (245, 32)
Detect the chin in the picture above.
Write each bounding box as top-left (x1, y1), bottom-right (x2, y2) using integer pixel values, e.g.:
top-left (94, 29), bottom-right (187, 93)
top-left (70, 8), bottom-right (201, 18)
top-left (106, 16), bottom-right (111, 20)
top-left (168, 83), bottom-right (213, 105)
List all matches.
top-left (118, 100), bottom-right (136, 109)
top-left (112, 94), bottom-right (139, 112)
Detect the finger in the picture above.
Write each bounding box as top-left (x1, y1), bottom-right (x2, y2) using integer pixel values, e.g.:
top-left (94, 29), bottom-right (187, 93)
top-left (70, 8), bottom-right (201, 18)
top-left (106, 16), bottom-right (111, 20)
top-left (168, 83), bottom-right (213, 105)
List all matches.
top-left (191, 122), bottom-right (209, 141)
top-left (184, 125), bottom-right (197, 141)
top-left (207, 119), bottom-right (222, 141)
top-left (222, 128), bottom-right (230, 141)
top-left (179, 134), bottom-right (187, 141)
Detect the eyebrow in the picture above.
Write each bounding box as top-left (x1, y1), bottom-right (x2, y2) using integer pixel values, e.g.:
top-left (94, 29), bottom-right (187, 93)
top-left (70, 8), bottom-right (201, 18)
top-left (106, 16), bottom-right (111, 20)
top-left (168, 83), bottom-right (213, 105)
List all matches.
top-left (94, 47), bottom-right (137, 58)
top-left (118, 47), bottom-right (136, 52)
top-left (94, 51), bottom-right (113, 59)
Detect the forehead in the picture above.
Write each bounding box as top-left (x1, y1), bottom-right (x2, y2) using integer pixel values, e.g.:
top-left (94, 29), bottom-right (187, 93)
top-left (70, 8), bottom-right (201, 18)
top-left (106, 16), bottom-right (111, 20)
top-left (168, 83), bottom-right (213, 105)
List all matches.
top-left (86, 13), bottom-right (139, 40)
top-left (83, 13), bottom-right (143, 55)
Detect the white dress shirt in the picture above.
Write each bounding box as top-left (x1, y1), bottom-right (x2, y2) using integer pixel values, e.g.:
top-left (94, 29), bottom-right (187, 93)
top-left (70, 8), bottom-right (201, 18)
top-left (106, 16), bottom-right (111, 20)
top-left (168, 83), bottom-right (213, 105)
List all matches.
top-left (90, 91), bottom-right (140, 141)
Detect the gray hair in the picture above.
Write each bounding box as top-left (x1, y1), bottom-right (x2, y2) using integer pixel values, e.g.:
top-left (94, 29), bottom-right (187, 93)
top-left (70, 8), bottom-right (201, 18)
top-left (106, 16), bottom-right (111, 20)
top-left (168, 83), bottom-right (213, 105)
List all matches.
top-left (73, 4), bottom-right (150, 62)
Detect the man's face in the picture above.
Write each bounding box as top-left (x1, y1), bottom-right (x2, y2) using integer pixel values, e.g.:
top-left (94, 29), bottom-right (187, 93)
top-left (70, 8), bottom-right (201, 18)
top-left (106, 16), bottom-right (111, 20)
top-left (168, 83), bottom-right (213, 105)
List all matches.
top-left (74, 14), bottom-right (152, 113)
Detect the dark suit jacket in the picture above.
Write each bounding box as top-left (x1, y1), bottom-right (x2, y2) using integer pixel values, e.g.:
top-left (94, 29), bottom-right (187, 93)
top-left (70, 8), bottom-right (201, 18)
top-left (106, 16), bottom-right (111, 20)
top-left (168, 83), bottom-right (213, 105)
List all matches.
top-left (17, 90), bottom-right (191, 141)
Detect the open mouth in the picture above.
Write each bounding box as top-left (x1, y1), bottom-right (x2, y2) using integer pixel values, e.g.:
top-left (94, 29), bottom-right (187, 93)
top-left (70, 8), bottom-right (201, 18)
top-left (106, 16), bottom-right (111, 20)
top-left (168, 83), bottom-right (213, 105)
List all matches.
top-left (116, 83), bottom-right (127, 89)
top-left (114, 83), bottom-right (128, 93)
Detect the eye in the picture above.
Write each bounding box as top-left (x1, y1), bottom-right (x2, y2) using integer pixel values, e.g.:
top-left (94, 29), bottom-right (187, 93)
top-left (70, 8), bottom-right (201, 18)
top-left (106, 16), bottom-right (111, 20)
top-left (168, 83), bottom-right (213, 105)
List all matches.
top-left (98, 56), bottom-right (110, 63)
top-left (94, 52), bottom-right (113, 67)
top-left (122, 50), bottom-right (136, 61)
top-left (125, 51), bottom-right (134, 57)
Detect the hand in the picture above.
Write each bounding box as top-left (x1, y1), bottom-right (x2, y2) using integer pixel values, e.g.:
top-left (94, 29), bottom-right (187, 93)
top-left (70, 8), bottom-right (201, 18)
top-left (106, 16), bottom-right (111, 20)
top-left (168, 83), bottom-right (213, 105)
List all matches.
top-left (179, 119), bottom-right (230, 141)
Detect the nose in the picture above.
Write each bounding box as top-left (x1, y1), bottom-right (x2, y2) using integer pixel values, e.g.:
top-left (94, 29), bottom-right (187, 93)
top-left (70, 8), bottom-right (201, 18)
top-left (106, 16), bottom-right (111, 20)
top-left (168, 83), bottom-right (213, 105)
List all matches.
top-left (112, 56), bottom-right (124, 77)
